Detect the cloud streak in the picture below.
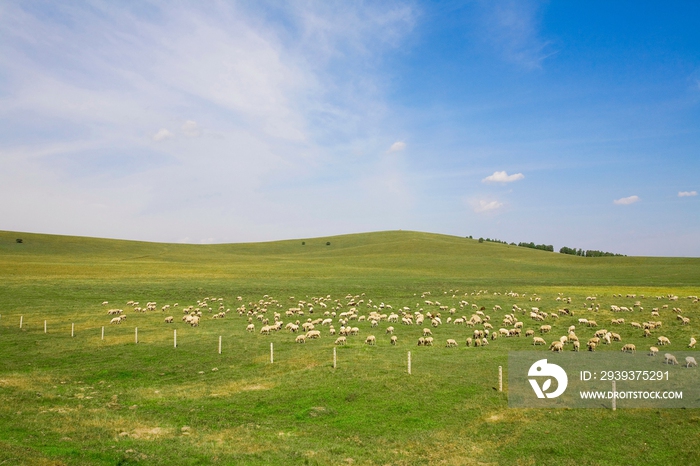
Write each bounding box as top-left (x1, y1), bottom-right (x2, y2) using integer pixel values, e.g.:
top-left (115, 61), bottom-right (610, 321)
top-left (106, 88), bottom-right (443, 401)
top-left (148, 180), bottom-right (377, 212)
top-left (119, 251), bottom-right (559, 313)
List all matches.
top-left (613, 195), bottom-right (640, 205)
top-left (482, 171), bottom-right (524, 183)
top-left (678, 191), bottom-right (697, 197)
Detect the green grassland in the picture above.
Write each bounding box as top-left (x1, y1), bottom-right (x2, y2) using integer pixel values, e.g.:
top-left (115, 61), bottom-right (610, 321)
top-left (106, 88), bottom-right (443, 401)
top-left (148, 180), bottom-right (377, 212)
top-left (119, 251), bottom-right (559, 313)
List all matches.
top-left (0, 229), bottom-right (699, 465)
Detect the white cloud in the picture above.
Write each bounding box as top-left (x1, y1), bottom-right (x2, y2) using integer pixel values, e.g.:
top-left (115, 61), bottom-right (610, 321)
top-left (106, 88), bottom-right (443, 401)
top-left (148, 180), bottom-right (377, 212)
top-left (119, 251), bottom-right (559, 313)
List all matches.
top-left (473, 199), bottom-right (504, 213)
top-left (388, 141), bottom-right (406, 152)
top-left (678, 191), bottom-right (697, 197)
top-left (181, 120), bottom-right (201, 138)
top-left (152, 129), bottom-right (174, 142)
top-left (613, 195), bottom-right (640, 205)
top-left (482, 171), bottom-right (524, 183)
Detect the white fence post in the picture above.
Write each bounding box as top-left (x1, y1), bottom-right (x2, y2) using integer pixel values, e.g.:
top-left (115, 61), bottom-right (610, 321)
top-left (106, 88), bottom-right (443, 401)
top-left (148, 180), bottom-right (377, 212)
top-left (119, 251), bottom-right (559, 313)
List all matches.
top-left (135, 327), bottom-right (138, 344)
top-left (20, 316), bottom-right (23, 329)
top-left (218, 336), bottom-right (222, 354)
top-left (44, 320), bottom-right (47, 334)
top-left (174, 329), bottom-right (177, 348)
top-left (270, 343), bottom-right (274, 363)
top-left (408, 351), bottom-right (412, 375)
top-left (612, 381), bottom-right (617, 411)
top-left (71, 323), bottom-right (74, 337)
top-left (333, 347), bottom-right (337, 369)
top-left (101, 326), bottom-right (104, 340)
top-left (499, 365), bottom-right (503, 392)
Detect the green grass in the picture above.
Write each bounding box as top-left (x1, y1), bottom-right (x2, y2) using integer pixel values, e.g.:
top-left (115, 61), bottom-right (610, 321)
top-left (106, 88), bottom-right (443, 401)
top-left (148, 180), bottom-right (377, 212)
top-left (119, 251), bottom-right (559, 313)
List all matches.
top-left (0, 229), bottom-right (699, 465)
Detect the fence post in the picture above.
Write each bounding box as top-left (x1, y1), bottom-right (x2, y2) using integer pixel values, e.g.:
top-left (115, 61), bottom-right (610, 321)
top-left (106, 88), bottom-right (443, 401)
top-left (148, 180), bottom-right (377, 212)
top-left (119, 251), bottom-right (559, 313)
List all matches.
top-left (499, 365), bottom-right (503, 392)
top-left (44, 320), bottom-right (47, 334)
top-left (135, 327), bottom-right (138, 344)
top-left (218, 336), bottom-right (222, 354)
top-left (71, 323), bottom-right (74, 337)
top-left (408, 351), bottom-right (412, 375)
top-left (333, 347), bottom-right (337, 369)
top-left (20, 316), bottom-right (23, 329)
top-left (101, 326), bottom-right (104, 340)
top-left (270, 343), bottom-right (274, 364)
top-left (174, 329), bottom-right (177, 348)
top-left (612, 381), bottom-right (617, 411)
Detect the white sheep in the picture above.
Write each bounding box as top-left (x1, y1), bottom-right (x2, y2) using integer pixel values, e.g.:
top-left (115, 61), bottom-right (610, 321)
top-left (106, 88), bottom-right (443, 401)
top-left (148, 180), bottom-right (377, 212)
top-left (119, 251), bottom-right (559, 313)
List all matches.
top-left (573, 340), bottom-right (580, 352)
top-left (390, 335), bottom-right (398, 345)
top-left (110, 317), bottom-right (121, 325)
top-left (246, 323), bottom-right (255, 332)
top-left (533, 337), bottom-right (546, 346)
top-left (334, 336), bottom-right (346, 345)
top-left (296, 335), bottom-right (306, 343)
top-left (621, 344), bottom-right (636, 354)
top-left (164, 316), bottom-right (174, 323)
top-left (657, 336), bottom-right (671, 346)
top-left (689, 337), bottom-right (697, 349)
top-left (649, 346), bottom-right (659, 356)
top-left (446, 339), bottom-right (458, 347)
top-left (365, 335), bottom-right (376, 345)
top-left (386, 326), bottom-right (395, 334)
top-left (685, 356), bottom-right (698, 368)
top-left (664, 353), bottom-right (679, 365)
top-left (549, 341), bottom-right (564, 352)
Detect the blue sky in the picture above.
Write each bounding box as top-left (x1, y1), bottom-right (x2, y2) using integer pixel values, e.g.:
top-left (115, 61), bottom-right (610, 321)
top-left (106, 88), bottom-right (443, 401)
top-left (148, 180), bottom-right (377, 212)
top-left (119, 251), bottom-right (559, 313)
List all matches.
top-left (1, 1), bottom-right (698, 256)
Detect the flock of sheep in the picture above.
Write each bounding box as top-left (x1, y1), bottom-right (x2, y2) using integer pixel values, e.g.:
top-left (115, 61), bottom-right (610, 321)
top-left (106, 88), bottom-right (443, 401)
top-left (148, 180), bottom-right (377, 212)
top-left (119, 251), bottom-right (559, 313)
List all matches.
top-left (99, 290), bottom-right (698, 366)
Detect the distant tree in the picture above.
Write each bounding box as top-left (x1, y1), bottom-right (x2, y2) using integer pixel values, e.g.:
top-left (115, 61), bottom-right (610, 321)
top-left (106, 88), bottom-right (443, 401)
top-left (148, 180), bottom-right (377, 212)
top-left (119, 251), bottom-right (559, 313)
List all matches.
top-left (326, 242), bottom-right (331, 246)
top-left (478, 237), bottom-right (484, 243)
top-left (301, 242), bottom-right (305, 245)
top-left (16, 238), bottom-right (23, 244)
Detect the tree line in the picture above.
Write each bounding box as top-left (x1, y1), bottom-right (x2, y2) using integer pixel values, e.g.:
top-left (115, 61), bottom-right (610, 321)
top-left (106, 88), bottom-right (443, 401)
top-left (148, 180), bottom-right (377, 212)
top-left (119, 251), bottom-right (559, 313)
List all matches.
top-left (469, 236), bottom-right (623, 256)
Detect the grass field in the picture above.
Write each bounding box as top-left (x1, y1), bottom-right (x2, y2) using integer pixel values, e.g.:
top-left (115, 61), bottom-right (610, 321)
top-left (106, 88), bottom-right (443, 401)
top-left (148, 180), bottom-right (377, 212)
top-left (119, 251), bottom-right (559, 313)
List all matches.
top-left (1, 229), bottom-right (699, 465)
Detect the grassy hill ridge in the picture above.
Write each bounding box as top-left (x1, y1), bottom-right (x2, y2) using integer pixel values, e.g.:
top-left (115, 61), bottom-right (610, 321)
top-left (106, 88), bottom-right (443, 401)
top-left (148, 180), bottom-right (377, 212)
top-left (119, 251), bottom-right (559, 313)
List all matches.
top-left (1, 229), bottom-right (699, 287)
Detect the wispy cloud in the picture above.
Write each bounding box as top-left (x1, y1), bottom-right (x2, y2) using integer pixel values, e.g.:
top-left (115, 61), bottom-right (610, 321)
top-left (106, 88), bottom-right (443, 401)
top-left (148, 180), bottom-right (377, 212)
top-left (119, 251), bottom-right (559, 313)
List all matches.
top-left (181, 121), bottom-right (201, 138)
top-left (472, 199), bottom-right (504, 213)
top-left (477, 1), bottom-right (557, 69)
top-left (153, 129), bottom-right (174, 142)
top-left (678, 191), bottom-right (697, 197)
top-left (388, 141), bottom-right (406, 152)
top-left (482, 171), bottom-right (524, 183)
top-left (613, 195), bottom-right (640, 205)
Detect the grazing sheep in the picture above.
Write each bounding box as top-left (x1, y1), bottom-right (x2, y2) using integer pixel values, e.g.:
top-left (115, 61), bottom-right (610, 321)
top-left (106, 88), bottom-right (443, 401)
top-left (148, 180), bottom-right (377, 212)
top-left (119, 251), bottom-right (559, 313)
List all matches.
top-left (525, 329), bottom-right (535, 337)
top-left (664, 353), bottom-right (679, 365)
top-left (587, 320), bottom-right (598, 327)
top-left (424, 337), bottom-right (434, 346)
top-left (533, 337), bottom-right (546, 346)
top-left (466, 337), bottom-right (472, 347)
top-left (390, 335), bottom-right (398, 345)
top-left (539, 325), bottom-right (551, 334)
top-left (164, 316), bottom-right (174, 323)
top-left (568, 325), bottom-right (576, 333)
top-left (295, 335), bottom-right (306, 344)
top-left (417, 337), bottom-right (425, 346)
top-left (423, 328), bottom-right (432, 337)
top-left (549, 341), bottom-right (564, 352)
top-left (621, 344), bottom-right (636, 354)
top-left (365, 335), bottom-right (376, 345)
top-left (260, 326), bottom-right (271, 335)
top-left (446, 339), bottom-right (458, 347)
top-left (657, 336), bottom-right (671, 346)
top-left (649, 346), bottom-right (659, 356)
top-left (246, 323), bottom-right (255, 332)
top-left (587, 342), bottom-right (596, 352)
top-left (350, 327), bottom-right (359, 336)
top-left (689, 337), bottom-right (697, 348)
top-left (334, 336), bottom-right (347, 345)
top-left (573, 340), bottom-right (580, 352)
top-left (306, 330), bottom-right (321, 339)
top-left (386, 326), bottom-right (395, 334)
top-left (685, 356), bottom-right (698, 368)
top-left (110, 317), bottom-right (121, 325)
